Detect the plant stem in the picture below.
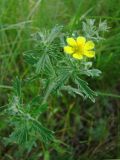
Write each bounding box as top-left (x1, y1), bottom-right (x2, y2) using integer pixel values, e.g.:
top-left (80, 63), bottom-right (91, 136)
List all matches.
top-left (97, 91), bottom-right (120, 99)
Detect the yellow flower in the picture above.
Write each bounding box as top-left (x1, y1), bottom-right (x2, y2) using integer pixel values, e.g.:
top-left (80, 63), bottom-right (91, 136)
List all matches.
top-left (64, 36), bottom-right (95, 60)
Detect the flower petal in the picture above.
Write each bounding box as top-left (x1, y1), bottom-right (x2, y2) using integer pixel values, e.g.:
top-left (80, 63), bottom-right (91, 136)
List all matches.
top-left (85, 41), bottom-right (95, 50)
top-left (84, 51), bottom-right (95, 58)
top-left (77, 36), bottom-right (86, 46)
top-left (64, 46), bottom-right (74, 54)
top-left (73, 53), bottom-right (83, 59)
top-left (66, 37), bottom-right (77, 47)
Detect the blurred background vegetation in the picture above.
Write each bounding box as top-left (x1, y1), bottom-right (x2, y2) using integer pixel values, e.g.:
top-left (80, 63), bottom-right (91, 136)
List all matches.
top-left (0, 0), bottom-right (120, 159)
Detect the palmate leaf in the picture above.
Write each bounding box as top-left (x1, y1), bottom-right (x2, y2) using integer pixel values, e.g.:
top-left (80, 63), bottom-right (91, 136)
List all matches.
top-left (75, 78), bottom-right (97, 102)
top-left (36, 54), bottom-right (54, 75)
top-left (53, 67), bottom-right (71, 91)
top-left (98, 20), bottom-right (109, 32)
top-left (6, 77), bottom-right (54, 149)
top-left (8, 124), bottom-right (29, 146)
top-left (30, 103), bottom-right (48, 117)
top-left (24, 51), bottom-right (38, 65)
top-left (82, 19), bottom-right (109, 41)
top-left (46, 25), bottom-right (63, 44)
top-left (25, 96), bottom-right (48, 117)
top-left (29, 95), bottom-right (42, 106)
top-left (42, 67), bottom-right (71, 103)
top-left (32, 25), bottom-right (63, 45)
top-left (44, 54), bottom-right (56, 77)
top-left (80, 69), bottom-right (102, 77)
top-left (6, 115), bottom-right (54, 148)
top-left (61, 85), bottom-right (84, 98)
top-left (36, 54), bottom-right (47, 74)
top-left (23, 44), bottom-right (46, 66)
top-left (31, 120), bottom-right (54, 143)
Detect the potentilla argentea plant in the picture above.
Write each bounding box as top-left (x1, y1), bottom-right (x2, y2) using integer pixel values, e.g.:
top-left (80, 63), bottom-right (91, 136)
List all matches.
top-left (2, 19), bottom-right (108, 150)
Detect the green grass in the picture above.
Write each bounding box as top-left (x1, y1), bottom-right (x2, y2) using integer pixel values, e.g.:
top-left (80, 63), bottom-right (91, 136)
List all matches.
top-left (0, 0), bottom-right (120, 159)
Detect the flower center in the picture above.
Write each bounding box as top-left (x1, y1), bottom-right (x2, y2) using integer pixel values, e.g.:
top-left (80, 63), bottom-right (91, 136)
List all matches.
top-left (74, 44), bottom-right (84, 54)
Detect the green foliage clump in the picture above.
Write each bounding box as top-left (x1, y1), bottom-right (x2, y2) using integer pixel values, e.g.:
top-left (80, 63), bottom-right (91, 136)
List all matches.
top-left (1, 20), bottom-right (108, 151)
top-left (0, 0), bottom-right (120, 159)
